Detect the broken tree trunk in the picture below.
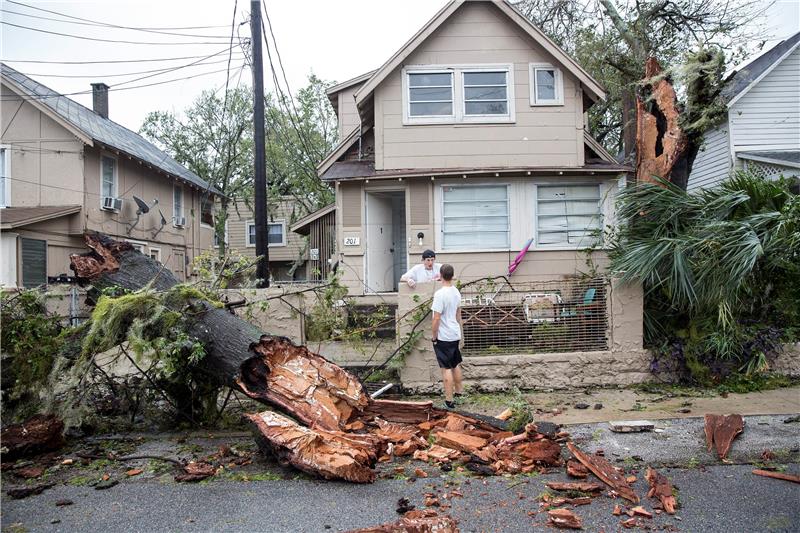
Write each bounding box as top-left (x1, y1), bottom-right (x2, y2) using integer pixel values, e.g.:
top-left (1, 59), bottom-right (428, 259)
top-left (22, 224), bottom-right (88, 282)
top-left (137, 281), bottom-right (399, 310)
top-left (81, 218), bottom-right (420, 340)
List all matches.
top-left (70, 233), bottom-right (370, 432)
top-left (645, 467), bottom-right (676, 514)
top-left (566, 442), bottom-right (639, 503)
top-left (704, 414), bottom-right (744, 460)
top-left (635, 58), bottom-right (689, 188)
top-left (0, 414), bottom-right (64, 461)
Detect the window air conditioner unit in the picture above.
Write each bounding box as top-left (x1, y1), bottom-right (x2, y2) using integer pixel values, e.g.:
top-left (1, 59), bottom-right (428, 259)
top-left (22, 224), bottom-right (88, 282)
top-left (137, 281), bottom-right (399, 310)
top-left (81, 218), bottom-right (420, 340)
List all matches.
top-left (101, 196), bottom-right (122, 211)
top-left (174, 216), bottom-right (186, 227)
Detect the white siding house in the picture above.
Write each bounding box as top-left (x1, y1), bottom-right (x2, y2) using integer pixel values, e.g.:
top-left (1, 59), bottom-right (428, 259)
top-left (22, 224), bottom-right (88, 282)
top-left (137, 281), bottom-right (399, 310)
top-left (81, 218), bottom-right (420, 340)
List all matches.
top-left (688, 31), bottom-right (800, 190)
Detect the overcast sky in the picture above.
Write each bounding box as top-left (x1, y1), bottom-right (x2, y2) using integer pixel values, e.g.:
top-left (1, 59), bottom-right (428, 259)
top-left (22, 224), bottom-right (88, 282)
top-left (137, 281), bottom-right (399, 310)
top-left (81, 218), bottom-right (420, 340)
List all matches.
top-left (2, 0), bottom-right (798, 133)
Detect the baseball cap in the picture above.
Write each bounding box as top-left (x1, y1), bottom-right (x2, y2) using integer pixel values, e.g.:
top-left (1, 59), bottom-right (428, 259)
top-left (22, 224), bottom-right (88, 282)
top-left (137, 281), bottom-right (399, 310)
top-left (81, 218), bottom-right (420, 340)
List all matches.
top-left (422, 249), bottom-right (436, 259)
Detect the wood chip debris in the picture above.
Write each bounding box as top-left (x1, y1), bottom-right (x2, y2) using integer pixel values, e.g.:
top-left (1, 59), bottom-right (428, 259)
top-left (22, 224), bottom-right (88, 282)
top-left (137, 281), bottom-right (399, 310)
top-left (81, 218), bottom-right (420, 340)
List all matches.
top-left (566, 442), bottom-right (639, 503)
top-left (645, 467), bottom-right (677, 514)
top-left (345, 509), bottom-right (459, 533)
top-left (752, 469), bottom-right (800, 484)
top-left (547, 508), bottom-right (583, 529)
top-left (704, 414), bottom-right (744, 460)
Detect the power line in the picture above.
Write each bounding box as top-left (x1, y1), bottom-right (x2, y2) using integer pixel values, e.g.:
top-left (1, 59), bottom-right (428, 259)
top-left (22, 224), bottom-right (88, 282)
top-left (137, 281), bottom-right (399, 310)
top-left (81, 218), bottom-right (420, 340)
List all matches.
top-left (3, 54), bottom-right (242, 65)
top-left (5, 1), bottom-right (230, 31)
top-left (1, 21), bottom-right (232, 45)
top-left (0, 64), bottom-right (248, 102)
top-left (10, 56), bottom-right (246, 79)
top-left (0, 7), bottom-right (234, 39)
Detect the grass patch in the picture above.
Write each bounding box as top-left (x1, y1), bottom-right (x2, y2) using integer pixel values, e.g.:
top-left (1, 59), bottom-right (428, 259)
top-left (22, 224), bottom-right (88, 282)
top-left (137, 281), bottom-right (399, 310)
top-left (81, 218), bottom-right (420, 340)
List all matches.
top-left (67, 475), bottom-right (94, 486)
top-left (716, 374), bottom-right (799, 394)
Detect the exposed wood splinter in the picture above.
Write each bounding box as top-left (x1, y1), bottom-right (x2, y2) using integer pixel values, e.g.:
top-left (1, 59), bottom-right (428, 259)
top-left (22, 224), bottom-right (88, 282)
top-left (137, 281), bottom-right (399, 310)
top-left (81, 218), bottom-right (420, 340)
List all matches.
top-left (645, 467), bottom-right (677, 514)
top-left (567, 442), bottom-right (639, 503)
top-left (704, 414), bottom-right (744, 460)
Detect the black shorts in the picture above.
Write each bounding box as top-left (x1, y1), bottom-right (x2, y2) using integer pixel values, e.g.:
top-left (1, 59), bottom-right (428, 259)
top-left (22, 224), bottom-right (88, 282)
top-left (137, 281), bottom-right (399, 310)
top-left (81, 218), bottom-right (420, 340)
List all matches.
top-left (433, 340), bottom-right (462, 369)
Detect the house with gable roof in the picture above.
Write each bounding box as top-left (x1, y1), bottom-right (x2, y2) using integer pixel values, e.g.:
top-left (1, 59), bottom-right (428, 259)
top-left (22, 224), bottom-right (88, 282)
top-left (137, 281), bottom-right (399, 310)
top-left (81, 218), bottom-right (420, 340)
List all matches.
top-left (316, 0), bottom-right (652, 388)
top-left (688, 31), bottom-right (800, 190)
top-left (0, 64), bottom-right (222, 288)
top-left (320, 0), bottom-right (629, 295)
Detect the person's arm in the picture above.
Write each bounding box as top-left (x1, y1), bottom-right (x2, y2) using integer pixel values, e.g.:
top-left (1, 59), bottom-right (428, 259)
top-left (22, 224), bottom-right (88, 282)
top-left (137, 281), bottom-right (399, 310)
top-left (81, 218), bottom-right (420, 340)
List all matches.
top-left (400, 266), bottom-right (417, 287)
top-left (456, 306), bottom-right (463, 346)
top-left (432, 311), bottom-right (441, 342)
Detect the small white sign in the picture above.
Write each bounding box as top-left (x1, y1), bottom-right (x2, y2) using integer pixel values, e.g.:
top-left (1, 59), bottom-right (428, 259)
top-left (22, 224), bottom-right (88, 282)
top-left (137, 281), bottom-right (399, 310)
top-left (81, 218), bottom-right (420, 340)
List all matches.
top-left (343, 237), bottom-right (360, 246)
top-left (309, 248), bottom-right (320, 260)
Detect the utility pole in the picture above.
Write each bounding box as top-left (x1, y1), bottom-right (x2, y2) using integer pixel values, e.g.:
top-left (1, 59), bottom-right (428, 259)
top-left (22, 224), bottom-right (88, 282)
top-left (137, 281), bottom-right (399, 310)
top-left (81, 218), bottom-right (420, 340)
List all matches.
top-left (251, 0), bottom-right (270, 287)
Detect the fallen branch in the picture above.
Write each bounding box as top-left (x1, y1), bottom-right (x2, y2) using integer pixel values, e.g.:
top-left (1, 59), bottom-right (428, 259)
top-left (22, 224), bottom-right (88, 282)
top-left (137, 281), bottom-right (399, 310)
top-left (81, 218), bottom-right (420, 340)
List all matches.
top-left (752, 469), bottom-right (800, 484)
top-left (566, 442), bottom-right (638, 503)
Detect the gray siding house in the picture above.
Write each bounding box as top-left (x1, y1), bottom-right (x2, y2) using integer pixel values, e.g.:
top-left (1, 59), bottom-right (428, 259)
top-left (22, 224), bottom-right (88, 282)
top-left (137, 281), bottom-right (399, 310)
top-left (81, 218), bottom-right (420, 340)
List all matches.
top-left (688, 31), bottom-right (800, 190)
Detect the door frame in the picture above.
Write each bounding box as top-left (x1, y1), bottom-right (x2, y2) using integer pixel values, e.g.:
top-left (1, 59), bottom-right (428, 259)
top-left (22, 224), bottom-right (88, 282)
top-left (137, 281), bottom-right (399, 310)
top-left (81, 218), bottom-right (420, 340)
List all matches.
top-left (364, 188), bottom-right (406, 293)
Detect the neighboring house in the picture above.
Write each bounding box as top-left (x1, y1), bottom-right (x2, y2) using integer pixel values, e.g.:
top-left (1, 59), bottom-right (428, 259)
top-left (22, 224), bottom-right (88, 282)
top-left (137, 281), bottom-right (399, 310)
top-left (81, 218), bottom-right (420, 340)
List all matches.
top-left (220, 197), bottom-right (309, 281)
top-left (319, 0), bottom-right (629, 295)
top-left (0, 64), bottom-right (220, 288)
top-left (290, 203), bottom-right (336, 282)
top-left (688, 31), bottom-right (800, 190)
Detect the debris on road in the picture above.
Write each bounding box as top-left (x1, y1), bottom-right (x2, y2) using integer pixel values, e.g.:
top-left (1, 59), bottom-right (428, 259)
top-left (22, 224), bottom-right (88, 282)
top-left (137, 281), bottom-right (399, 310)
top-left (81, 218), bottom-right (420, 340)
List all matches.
top-left (566, 442), bottom-right (639, 503)
top-left (346, 509), bottom-right (459, 533)
top-left (495, 408), bottom-right (513, 421)
top-left (704, 414), bottom-right (744, 460)
top-left (0, 414), bottom-right (64, 460)
top-left (545, 481), bottom-right (604, 493)
top-left (174, 461), bottom-right (216, 483)
top-left (608, 420), bottom-right (655, 433)
top-left (752, 469), bottom-right (800, 484)
top-left (547, 508), bottom-right (583, 529)
top-left (566, 460), bottom-right (589, 479)
top-left (6, 482), bottom-right (56, 499)
top-left (645, 467), bottom-right (677, 514)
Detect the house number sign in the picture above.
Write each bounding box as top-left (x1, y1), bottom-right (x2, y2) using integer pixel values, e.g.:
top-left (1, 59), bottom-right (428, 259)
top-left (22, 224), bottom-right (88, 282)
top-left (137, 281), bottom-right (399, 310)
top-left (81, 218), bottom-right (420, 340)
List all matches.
top-left (343, 237), bottom-right (360, 246)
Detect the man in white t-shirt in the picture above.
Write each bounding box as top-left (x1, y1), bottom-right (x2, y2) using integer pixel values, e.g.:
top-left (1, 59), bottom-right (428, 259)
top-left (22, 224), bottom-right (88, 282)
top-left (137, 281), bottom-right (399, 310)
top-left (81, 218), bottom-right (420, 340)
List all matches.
top-left (431, 264), bottom-right (463, 409)
top-left (400, 249), bottom-right (441, 288)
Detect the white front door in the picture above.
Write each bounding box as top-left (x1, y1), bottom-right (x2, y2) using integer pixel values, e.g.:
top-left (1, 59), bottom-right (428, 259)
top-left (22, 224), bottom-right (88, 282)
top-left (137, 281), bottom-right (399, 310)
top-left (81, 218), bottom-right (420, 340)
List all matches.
top-left (366, 192), bottom-right (394, 292)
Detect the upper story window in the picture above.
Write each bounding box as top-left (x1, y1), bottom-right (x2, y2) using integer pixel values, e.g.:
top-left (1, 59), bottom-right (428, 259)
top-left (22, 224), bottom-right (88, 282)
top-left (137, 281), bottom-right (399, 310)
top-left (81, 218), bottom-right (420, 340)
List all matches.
top-left (173, 184), bottom-right (184, 226)
top-left (100, 155), bottom-right (117, 198)
top-left (536, 185), bottom-right (602, 248)
top-left (408, 72), bottom-right (453, 117)
top-left (441, 185), bottom-right (509, 250)
top-left (247, 220), bottom-right (286, 247)
top-left (0, 145), bottom-right (9, 207)
top-left (530, 64), bottom-right (564, 106)
top-left (404, 65), bottom-right (514, 125)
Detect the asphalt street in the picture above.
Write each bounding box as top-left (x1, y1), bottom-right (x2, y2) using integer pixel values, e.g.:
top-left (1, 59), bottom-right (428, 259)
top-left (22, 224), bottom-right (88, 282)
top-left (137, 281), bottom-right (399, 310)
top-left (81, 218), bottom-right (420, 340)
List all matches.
top-left (2, 414), bottom-right (799, 532)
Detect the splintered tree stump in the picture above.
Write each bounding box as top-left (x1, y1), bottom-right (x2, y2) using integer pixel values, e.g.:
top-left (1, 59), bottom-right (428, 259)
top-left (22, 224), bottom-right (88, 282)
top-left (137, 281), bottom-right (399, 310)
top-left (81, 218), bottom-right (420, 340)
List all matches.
top-left (635, 57), bottom-right (689, 187)
top-left (0, 414), bottom-right (64, 460)
top-left (645, 467), bottom-right (676, 514)
top-left (704, 414), bottom-right (744, 460)
top-left (346, 509), bottom-right (459, 533)
top-left (247, 411), bottom-right (382, 483)
top-left (238, 337), bottom-right (369, 431)
top-left (567, 442), bottom-right (638, 503)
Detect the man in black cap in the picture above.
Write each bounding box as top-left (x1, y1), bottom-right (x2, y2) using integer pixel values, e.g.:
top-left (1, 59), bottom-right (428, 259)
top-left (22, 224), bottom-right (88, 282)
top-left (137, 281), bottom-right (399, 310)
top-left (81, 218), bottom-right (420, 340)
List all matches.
top-left (399, 249), bottom-right (441, 288)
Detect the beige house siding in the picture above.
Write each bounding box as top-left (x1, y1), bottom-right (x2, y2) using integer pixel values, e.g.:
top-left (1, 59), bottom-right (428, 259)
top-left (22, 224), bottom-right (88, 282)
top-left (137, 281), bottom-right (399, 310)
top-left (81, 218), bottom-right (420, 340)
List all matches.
top-left (374, 2), bottom-right (584, 171)
top-left (1, 85), bottom-right (84, 207)
top-left (224, 198), bottom-right (306, 264)
top-left (334, 174), bottom-right (619, 296)
top-left (1, 82), bottom-right (214, 286)
top-left (337, 85), bottom-right (363, 140)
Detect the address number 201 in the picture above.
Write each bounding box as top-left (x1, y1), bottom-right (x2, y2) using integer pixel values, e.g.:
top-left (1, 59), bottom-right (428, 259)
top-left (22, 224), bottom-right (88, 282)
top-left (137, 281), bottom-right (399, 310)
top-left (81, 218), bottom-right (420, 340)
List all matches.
top-left (344, 237), bottom-right (360, 246)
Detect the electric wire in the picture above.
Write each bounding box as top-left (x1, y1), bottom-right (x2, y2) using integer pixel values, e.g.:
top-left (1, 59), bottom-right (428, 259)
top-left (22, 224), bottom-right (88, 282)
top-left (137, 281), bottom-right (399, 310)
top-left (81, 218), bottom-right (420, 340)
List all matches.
top-left (5, 1), bottom-right (230, 31)
top-left (3, 54), bottom-right (241, 65)
top-left (1, 21), bottom-right (232, 46)
top-left (10, 55), bottom-right (246, 79)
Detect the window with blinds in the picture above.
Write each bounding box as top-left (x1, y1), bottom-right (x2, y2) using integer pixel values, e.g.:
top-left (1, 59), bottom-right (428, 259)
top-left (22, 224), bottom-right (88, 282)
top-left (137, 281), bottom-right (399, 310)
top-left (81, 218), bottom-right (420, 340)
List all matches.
top-left (536, 185), bottom-right (602, 247)
top-left (441, 185), bottom-right (509, 250)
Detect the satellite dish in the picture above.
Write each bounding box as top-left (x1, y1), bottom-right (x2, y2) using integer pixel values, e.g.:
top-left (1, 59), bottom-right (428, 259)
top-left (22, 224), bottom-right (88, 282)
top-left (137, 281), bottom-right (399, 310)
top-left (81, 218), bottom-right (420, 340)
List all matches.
top-left (133, 195), bottom-right (150, 214)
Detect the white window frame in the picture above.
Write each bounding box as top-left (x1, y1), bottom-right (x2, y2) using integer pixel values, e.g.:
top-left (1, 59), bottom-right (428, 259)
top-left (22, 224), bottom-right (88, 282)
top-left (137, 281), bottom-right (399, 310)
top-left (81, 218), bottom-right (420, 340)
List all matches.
top-left (148, 247), bottom-right (161, 263)
top-left (402, 64), bottom-right (515, 125)
top-left (247, 220), bottom-right (287, 247)
top-left (0, 144), bottom-right (10, 208)
top-left (125, 239), bottom-right (147, 254)
top-left (100, 152), bottom-right (118, 202)
top-left (529, 63), bottom-right (564, 106)
top-left (533, 183), bottom-right (603, 250)
top-left (439, 183), bottom-right (510, 252)
top-left (172, 184), bottom-right (184, 227)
